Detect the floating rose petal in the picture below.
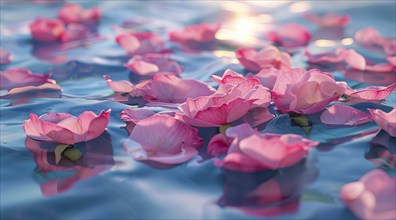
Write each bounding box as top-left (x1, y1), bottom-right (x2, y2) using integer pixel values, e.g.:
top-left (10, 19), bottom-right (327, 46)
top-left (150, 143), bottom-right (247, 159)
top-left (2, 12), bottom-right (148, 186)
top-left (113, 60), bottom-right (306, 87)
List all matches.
top-left (368, 108), bottom-right (396, 137)
top-left (236, 46), bottom-right (291, 72)
top-left (124, 53), bottom-right (182, 76)
top-left (246, 68), bottom-right (281, 90)
top-left (169, 23), bottom-right (220, 44)
top-left (179, 70), bottom-right (272, 127)
top-left (346, 83), bottom-right (396, 101)
top-left (23, 109), bottom-right (111, 144)
top-left (142, 74), bottom-right (214, 105)
top-left (340, 169), bottom-right (396, 220)
top-left (123, 114), bottom-right (203, 164)
top-left (272, 68), bottom-right (345, 114)
top-left (386, 56), bottom-right (396, 66)
top-left (303, 13), bottom-right (350, 27)
top-left (355, 28), bottom-right (396, 55)
top-left (0, 68), bottom-right (52, 91)
top-left (320, 104), bottom-right (371, 126)
top-left (120, 108), bottom-right (156, 123)
top-left (30, 17), bottom-right (65, 42)
top-left (207, 134), bottom-right (231, 157)
top-left (213, 123), bottom-right (319, 172)
top-left (115, 32), bottom-right (166, 54)
top-left (58, 3), bottom-right (100, 24)
top-left (0, 83), bottom-right (62, 100)
top-left (0, 48), bottom-right (12, 64)
top-left (103, 75), bottom-right (143, 96)
top-left (266, 23), bottom-right (311, 48)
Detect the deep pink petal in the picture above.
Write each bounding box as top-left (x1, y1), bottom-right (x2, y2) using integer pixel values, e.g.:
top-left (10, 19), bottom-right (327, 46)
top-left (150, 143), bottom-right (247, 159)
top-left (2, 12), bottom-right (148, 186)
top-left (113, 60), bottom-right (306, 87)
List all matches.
top-left (207, 134), bottom-right (230, 156)
top-left (220, 152), bottom-right (270, 172)
top-left (29, 18), bottom-right (65, 42)
top-left (266, 23), bottom-right (311, 48)
top-left (84, 109), bottom-right (111, 141)
top-left (303, 13), bottom-right (350, 27)
top-left (320, 104), bottom-right (371, 126)
top-left (169, 22), bottom-right (220, 44)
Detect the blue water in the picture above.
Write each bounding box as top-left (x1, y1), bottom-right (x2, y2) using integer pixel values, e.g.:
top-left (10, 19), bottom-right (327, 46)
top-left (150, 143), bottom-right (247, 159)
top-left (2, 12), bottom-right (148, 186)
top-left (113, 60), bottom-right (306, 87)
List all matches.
top-left (1, 1), bottom-right (395, 219)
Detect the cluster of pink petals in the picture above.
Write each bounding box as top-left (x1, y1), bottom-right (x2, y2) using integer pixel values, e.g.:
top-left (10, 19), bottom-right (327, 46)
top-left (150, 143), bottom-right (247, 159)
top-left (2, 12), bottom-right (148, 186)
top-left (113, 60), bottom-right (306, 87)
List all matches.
top-left (121, 108), bottom-right (157, 124)
top-left (124, 53), bottom-right (182, 76)
top-left (123, 114), bottom-right (203, 164)
top-left (340, 170), bottom-right (396, 220)
top-left (266, 23), bottom-right (311, 48)
top-left (209, 123), bottom-right (319, 172)
top-left (169, 23), bottom-right (220, 45)
top-left (368, 108), bottom-right (396, 137)
top-left (29, 18), bottom-right (92, 43)
top-left (236, 46), bottom-right (292, 72)
top-left (304, 48), bottom-right (395, 72)
top-left (0, 68), bottom-right (53, 91)
top-left (272, 68), bottom-right (345, 114)
top-left (355, 28), bottom-right (396, 55)
top-left (104, 74), bottom-right (214, 105)
top-left (343, 83), bottom-right (396, 101)
top-left (58, 4), bottom-right (101, 24)
top-left (23, 110), bottom-right (111, 144)
top-left (115, 32), bottom-right (166, 54)
top-left (303, 13), bottom-right (350, 27)
top-left (320, 104), bottom-right (371, 126)
top-left (177, 70), bottom-right (273, 127)
top-left (0, 48), bottom-right (12, 64)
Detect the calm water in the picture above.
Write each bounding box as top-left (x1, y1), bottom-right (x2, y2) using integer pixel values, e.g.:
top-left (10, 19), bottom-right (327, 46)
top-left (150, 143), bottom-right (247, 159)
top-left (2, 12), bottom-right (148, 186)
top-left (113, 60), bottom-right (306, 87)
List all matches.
top-left (1, 1), bottom-right (395, 219)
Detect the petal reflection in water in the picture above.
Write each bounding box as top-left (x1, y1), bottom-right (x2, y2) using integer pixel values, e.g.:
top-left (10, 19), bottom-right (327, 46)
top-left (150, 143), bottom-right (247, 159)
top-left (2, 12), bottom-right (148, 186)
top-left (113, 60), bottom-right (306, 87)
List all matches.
top-left (25, 131), bottom-right (114, 196)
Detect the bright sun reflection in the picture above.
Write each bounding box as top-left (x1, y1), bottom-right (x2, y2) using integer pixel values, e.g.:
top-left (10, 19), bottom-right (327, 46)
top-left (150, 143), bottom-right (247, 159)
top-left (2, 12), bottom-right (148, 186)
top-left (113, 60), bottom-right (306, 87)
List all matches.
top-left (221, 1), bottom-right (251, 13)
top-left (341, 38), bottom-right (354, 45)
top-left (315, 39), bottom-right (337, 47)
top-left (289, 2), bottom-right (311, 13)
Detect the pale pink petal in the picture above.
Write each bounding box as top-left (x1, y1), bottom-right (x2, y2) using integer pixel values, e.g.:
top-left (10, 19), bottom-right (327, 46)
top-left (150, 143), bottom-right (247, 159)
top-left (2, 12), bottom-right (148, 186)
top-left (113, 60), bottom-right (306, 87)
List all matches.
top-left (242, 107), bottom-right (275, 127)
top-left (0, 68), bottom-right (51, 91)
top-left (29, 18), bottom-right (65, 42)
top-left (103, 75), bottom-right (135, 94)
top-left (365, 63), bottom-right (395, 72)
top-left (23, 114), bottom-right (53, 142)
top-left (124, 114), bottom-right (203, 164)
top-left (236, 48), bottom-right (261, 72)
top-left (126, 60), bottom-right (159, 75)
top-left (120, 108), bottom-right (156, 123)
top-left (207, 134), bottom-right (230, 156)
top-left (1, 83), bottom-right (62, 99)
top-left (320, 104), bottom-right (371, 126)
top-left (143, 74), bottom-right (214, 104)
top-left (344, 49), bottom-right (366, 70)
top-left (169, 23), bottom-right (220, 44)
top-left (0, 48), bottom-right (12, 65)
top-left (124, 53), bottom-right (180, 76)
top-left (266, 23), bottom-right (311, 48)
top-left (348, 83), bottom-right (396, 100)
top-left (368, 108), bottom-right (396, 137)
top-left (247, 68), bottom-right (280, 90)
top-left (340, 170), bottom-right (396, 220)
top-left (116, 32), bottom-right (165, 54)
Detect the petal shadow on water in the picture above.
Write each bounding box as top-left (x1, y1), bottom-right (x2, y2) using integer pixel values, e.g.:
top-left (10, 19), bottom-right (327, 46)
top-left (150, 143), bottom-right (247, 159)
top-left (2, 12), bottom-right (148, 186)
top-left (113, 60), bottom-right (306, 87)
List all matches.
top-left (365, 130), bottom-right (396, 169)
top-left (25, 131), bottom-right (114, 196)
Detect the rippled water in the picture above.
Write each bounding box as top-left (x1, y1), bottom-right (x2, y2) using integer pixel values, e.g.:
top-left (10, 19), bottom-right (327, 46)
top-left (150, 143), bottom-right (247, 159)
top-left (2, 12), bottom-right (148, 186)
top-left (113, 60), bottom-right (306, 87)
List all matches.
top-left (1, 1), bottom-right (395, 219)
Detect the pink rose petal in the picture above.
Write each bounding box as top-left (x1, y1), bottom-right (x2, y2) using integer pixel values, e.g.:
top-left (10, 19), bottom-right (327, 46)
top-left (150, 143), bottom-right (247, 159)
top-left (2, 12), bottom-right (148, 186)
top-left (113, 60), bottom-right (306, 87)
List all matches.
top-left (58, 3), bottom-right (100, 24)
top-left (368, 108), bottom-right (396, 137)
top-left (0, 48), bottom-right (12, 64)
top-left (320, 104), bottom-right (371, 126)
top-left (347, 83), bottom-right (396, 101)
top-left (266, 23), bottom-right (311, 48)
top-left (0, 68), bottom-right (52, 91)
top-left (30, 17), bottom-right (65, 42)
top-left (304, 13), bottom-right (350, 27)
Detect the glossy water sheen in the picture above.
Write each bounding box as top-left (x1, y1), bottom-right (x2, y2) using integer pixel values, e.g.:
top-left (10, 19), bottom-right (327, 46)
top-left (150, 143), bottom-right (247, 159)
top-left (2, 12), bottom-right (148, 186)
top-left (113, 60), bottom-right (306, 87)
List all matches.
top-left (1, 1), bottom-right (395, 219)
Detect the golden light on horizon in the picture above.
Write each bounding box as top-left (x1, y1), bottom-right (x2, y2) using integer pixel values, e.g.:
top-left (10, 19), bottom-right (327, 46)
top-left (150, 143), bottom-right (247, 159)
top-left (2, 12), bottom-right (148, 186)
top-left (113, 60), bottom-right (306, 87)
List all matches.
top-left (315, 39), bottom-right (337, 47)
top-left (289, 2), bottom-right (311, 13)
top-left (341, 38), bottom-right (354, 45)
